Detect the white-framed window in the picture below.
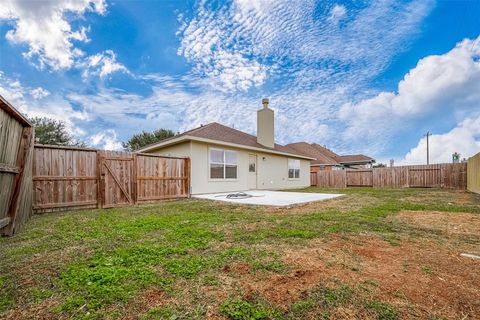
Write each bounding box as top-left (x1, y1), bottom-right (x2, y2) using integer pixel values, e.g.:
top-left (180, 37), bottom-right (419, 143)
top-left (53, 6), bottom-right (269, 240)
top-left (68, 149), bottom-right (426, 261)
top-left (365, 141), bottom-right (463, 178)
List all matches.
top-left (288, 159), bottom-right (300, 179)
top-left (210, 148), bottom-right (238, 179)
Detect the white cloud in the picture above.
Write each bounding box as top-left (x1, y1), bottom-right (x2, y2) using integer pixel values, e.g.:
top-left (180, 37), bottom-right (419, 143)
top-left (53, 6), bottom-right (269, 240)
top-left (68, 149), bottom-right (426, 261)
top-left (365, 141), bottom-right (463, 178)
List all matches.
top-left (0, 72), bottom-right (24, 104)
top-left (2, 0), bottom-right (455, 161)
top-left (329, 4), bottom-right (347, 22)
top-left (82, 50), bottom-right (130, 79)
top-left (401, 116), bottom-right (480, 164)
top-left (0, 0), bottom-right (106, 70)
top-left (339, 35), bottom-right (480, 153)
top-left (177, 0), bottom-right (432, 92)
top-left (90, 129), bottom-right (123, 150)
top-left (0, 72), bottom-right (88, 136)
top-left (30, 87), bottom-right (50, 99)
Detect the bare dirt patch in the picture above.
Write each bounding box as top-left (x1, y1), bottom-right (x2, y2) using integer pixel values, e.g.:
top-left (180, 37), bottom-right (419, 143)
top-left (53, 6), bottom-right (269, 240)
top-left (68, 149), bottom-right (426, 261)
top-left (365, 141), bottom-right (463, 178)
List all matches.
top-left (119, 288), bottom-right (170, 320)
top-left (3, 299), bottom-right (62, 320)
top-left (239, 235), bottom-right (480, 318)
top-left (393, 210), bottom-right (480, 236)
top-left (223, 262), bottom-right (252, 275)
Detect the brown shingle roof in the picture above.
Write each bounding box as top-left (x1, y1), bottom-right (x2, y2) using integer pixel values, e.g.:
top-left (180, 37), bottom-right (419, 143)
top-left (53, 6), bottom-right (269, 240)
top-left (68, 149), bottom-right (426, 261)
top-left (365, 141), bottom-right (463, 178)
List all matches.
top-left (310, 143), bottom-right (340, 160)
top-left (336, 154), bottom-right (374, 163)
top-left (140, 122), bottom-right (310, 158)
top-left (286, 142), bottom-right (340, 165)
top-left (286, 142), bottom-right (375, 166)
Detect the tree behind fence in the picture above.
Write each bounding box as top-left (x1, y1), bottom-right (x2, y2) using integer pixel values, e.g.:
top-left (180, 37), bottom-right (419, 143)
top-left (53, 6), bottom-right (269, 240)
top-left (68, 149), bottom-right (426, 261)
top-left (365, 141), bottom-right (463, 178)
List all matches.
top-left (310, 163), bottom-right (467, 189)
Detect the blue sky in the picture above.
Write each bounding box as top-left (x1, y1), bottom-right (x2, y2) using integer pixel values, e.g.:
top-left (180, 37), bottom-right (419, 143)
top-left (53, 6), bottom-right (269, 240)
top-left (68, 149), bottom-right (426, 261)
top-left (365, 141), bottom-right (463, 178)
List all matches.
top-left (0, 0), bottom-right (479, 164)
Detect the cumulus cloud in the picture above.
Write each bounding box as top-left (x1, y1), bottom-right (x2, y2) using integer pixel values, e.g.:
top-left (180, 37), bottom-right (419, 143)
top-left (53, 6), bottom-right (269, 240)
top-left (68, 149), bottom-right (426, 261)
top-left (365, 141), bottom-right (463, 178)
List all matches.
top-left (401, 116), bottom-right (480, 164)
top-left (329, 4), bottom-right (347, 22)
top-left (82, 50), bottom-right (130, 78)
top-left (0, 73), bottom-right (89, 136)
top-left (90, 129), bottom-right (123, 150)
top-left (30, 87), bottom-right (50, 99)
top-left (4, 0), bottom-right (459, 162)
top-left (0, 0), bottom-right (106, 70)
top-left (339, 35), bottom-right (480, 153)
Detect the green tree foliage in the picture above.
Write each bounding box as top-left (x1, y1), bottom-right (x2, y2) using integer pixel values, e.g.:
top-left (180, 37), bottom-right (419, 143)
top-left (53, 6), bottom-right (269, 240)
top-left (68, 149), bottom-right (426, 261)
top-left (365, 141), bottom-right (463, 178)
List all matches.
top-left (30, 117), bottom-right (85, 147)
top-left (122, 129), bottom-right (176, 151)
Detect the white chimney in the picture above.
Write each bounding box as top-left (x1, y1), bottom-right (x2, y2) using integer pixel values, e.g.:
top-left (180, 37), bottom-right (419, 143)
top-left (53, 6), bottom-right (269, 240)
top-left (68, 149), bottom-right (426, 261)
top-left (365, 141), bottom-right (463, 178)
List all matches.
top-left (257, 98), bottom-right (274, 148)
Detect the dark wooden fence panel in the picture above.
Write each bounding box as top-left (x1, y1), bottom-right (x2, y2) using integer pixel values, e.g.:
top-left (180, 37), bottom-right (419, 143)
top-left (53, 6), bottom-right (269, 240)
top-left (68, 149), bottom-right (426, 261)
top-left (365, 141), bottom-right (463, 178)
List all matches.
top-left (347, 170), bottom-right (373, 187)
top-left (0, 97), bottom-right (34, 236)
top-left (136, 154), bottom-right (190, 202)
top-left (32, 146), bottom-right (190, 213)
top-left (311, 163), bottom-right (467, 189)
top-left (314, 170), bottom-right (346, 188)
top-left (372, 167), bottom-right (392, 187)
top-left (33, 145), bottom-right (98, 213)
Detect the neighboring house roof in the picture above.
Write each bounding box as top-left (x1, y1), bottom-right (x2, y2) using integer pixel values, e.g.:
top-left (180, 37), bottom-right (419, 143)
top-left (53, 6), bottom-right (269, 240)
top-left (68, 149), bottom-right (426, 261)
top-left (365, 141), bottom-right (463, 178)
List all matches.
top-left (138, 122), bottom-right (314, 160)
top-left (286, 142), bottom-right (340, 165)
top-left (336, 154), bottom-right (374, 164)
top-left (286, 142), bottom-right (375, 166)
top-left (310, 143), bottom-right (340, 160)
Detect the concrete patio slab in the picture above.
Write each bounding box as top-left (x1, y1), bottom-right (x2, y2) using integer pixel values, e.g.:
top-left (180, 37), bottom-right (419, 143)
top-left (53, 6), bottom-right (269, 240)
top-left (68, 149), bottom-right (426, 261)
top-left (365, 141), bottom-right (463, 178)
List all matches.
top-left (192, 190), bottom-right (344, 207)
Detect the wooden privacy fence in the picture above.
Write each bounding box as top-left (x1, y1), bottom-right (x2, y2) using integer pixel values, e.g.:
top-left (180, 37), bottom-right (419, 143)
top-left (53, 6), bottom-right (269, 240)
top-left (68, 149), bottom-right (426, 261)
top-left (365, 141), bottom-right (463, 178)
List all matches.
top-left (33, 145), bottom-right (190, 213)
top-left (0, 96), bottom-right (34, 235)
top-left (310, 163), bottom-right (467, 189)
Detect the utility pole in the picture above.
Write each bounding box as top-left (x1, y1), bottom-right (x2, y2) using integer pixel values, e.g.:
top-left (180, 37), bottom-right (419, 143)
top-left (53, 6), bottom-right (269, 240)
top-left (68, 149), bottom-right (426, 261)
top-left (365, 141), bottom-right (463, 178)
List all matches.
top-left (424, 131), bottom-right (432, 165)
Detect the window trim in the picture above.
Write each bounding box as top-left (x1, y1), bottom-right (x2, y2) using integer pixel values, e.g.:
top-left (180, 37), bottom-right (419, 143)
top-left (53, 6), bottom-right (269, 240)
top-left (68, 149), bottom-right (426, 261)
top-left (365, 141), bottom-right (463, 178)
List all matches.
top-left (288, 158), bottom-right (301, 180)
top-left (209, 147), bottom-right (238, 181)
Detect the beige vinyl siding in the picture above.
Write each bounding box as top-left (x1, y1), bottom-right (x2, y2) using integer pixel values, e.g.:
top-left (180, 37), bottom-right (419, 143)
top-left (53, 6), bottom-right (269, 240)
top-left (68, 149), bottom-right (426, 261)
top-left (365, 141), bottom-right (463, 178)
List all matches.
top-left (148, 141), bottom-right (192, 158)
top-left (189, 141), bottom-right (309, 194)
top-left (255, 151), bottom-right (310, 190)
top-left (145, 140), bottom-right (310, 194)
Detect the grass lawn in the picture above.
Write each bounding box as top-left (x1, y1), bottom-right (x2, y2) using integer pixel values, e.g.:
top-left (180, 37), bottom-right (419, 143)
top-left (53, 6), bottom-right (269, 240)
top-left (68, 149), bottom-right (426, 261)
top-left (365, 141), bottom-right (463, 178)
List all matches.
top-left (1, 188), bottom-right (479, 320)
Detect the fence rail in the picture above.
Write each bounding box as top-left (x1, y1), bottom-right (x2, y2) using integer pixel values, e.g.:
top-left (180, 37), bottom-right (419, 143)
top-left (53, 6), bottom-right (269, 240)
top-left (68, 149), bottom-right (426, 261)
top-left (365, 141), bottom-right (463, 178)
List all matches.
top-left (33, 145), bottom-right (190, 213)
top-left (310, 163), bottom-right (467, 189)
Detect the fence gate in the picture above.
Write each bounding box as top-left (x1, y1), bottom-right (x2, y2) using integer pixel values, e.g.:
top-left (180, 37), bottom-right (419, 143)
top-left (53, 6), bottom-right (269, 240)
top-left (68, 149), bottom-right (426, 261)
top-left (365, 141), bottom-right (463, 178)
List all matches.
top-left (100, 153), bottom-right (135, 208)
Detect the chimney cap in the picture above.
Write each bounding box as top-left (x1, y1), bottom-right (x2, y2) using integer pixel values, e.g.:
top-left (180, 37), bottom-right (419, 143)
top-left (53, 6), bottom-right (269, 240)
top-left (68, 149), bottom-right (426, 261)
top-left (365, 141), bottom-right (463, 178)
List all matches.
top-left (262, 98), bottom-right (269, 108)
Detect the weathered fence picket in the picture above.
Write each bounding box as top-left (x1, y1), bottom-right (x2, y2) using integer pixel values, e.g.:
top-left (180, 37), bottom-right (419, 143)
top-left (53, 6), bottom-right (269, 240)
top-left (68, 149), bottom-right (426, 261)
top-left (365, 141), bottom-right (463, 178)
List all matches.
top-left (0, 96), bottom-right (34, 236)
top-left (33, 145), bottom-right (190, 213)
top-left (311, 163), bottom-right (467, 189)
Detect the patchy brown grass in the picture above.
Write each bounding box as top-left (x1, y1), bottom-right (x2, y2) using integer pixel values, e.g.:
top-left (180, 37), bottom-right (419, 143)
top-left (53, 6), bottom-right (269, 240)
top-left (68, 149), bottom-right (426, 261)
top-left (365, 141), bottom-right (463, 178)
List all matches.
top-left (1, 188), bottom-right (479, 319)
top-left (2, 299), bottom-right (61, 320)
top-left (234, 235), bottom-right (480, 318)
top-left (393, 210), bottom-right (480, 237)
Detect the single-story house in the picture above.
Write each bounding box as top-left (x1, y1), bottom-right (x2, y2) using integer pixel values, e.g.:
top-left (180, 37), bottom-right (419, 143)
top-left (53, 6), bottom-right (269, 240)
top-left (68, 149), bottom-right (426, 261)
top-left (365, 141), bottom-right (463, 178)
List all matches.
top-left (138, 99), bottom-right (314, 194)
top-left (286, 142), bottom-right (375, 172)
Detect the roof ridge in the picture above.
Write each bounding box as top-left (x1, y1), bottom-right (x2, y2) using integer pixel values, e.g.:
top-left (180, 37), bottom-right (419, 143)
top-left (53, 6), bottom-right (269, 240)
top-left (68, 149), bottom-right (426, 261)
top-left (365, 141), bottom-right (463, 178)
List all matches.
top-left (182, 122), bottom-right (216, 135)
top-left (138, 121), bottom-right (313, 158)
top-left (210, 122), bottom-right (286, 149)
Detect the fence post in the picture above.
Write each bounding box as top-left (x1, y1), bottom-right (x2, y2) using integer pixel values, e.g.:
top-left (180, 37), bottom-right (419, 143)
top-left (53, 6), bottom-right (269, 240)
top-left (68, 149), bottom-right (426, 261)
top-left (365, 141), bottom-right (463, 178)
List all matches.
top-left (186, 157), bottom-right (191, 197)
top-left (96, 150), bottom-right (103, 209)
top-left (133, 154), bottom-right (138, 204)
top-left (407, 167), bottom-right (410, 188)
